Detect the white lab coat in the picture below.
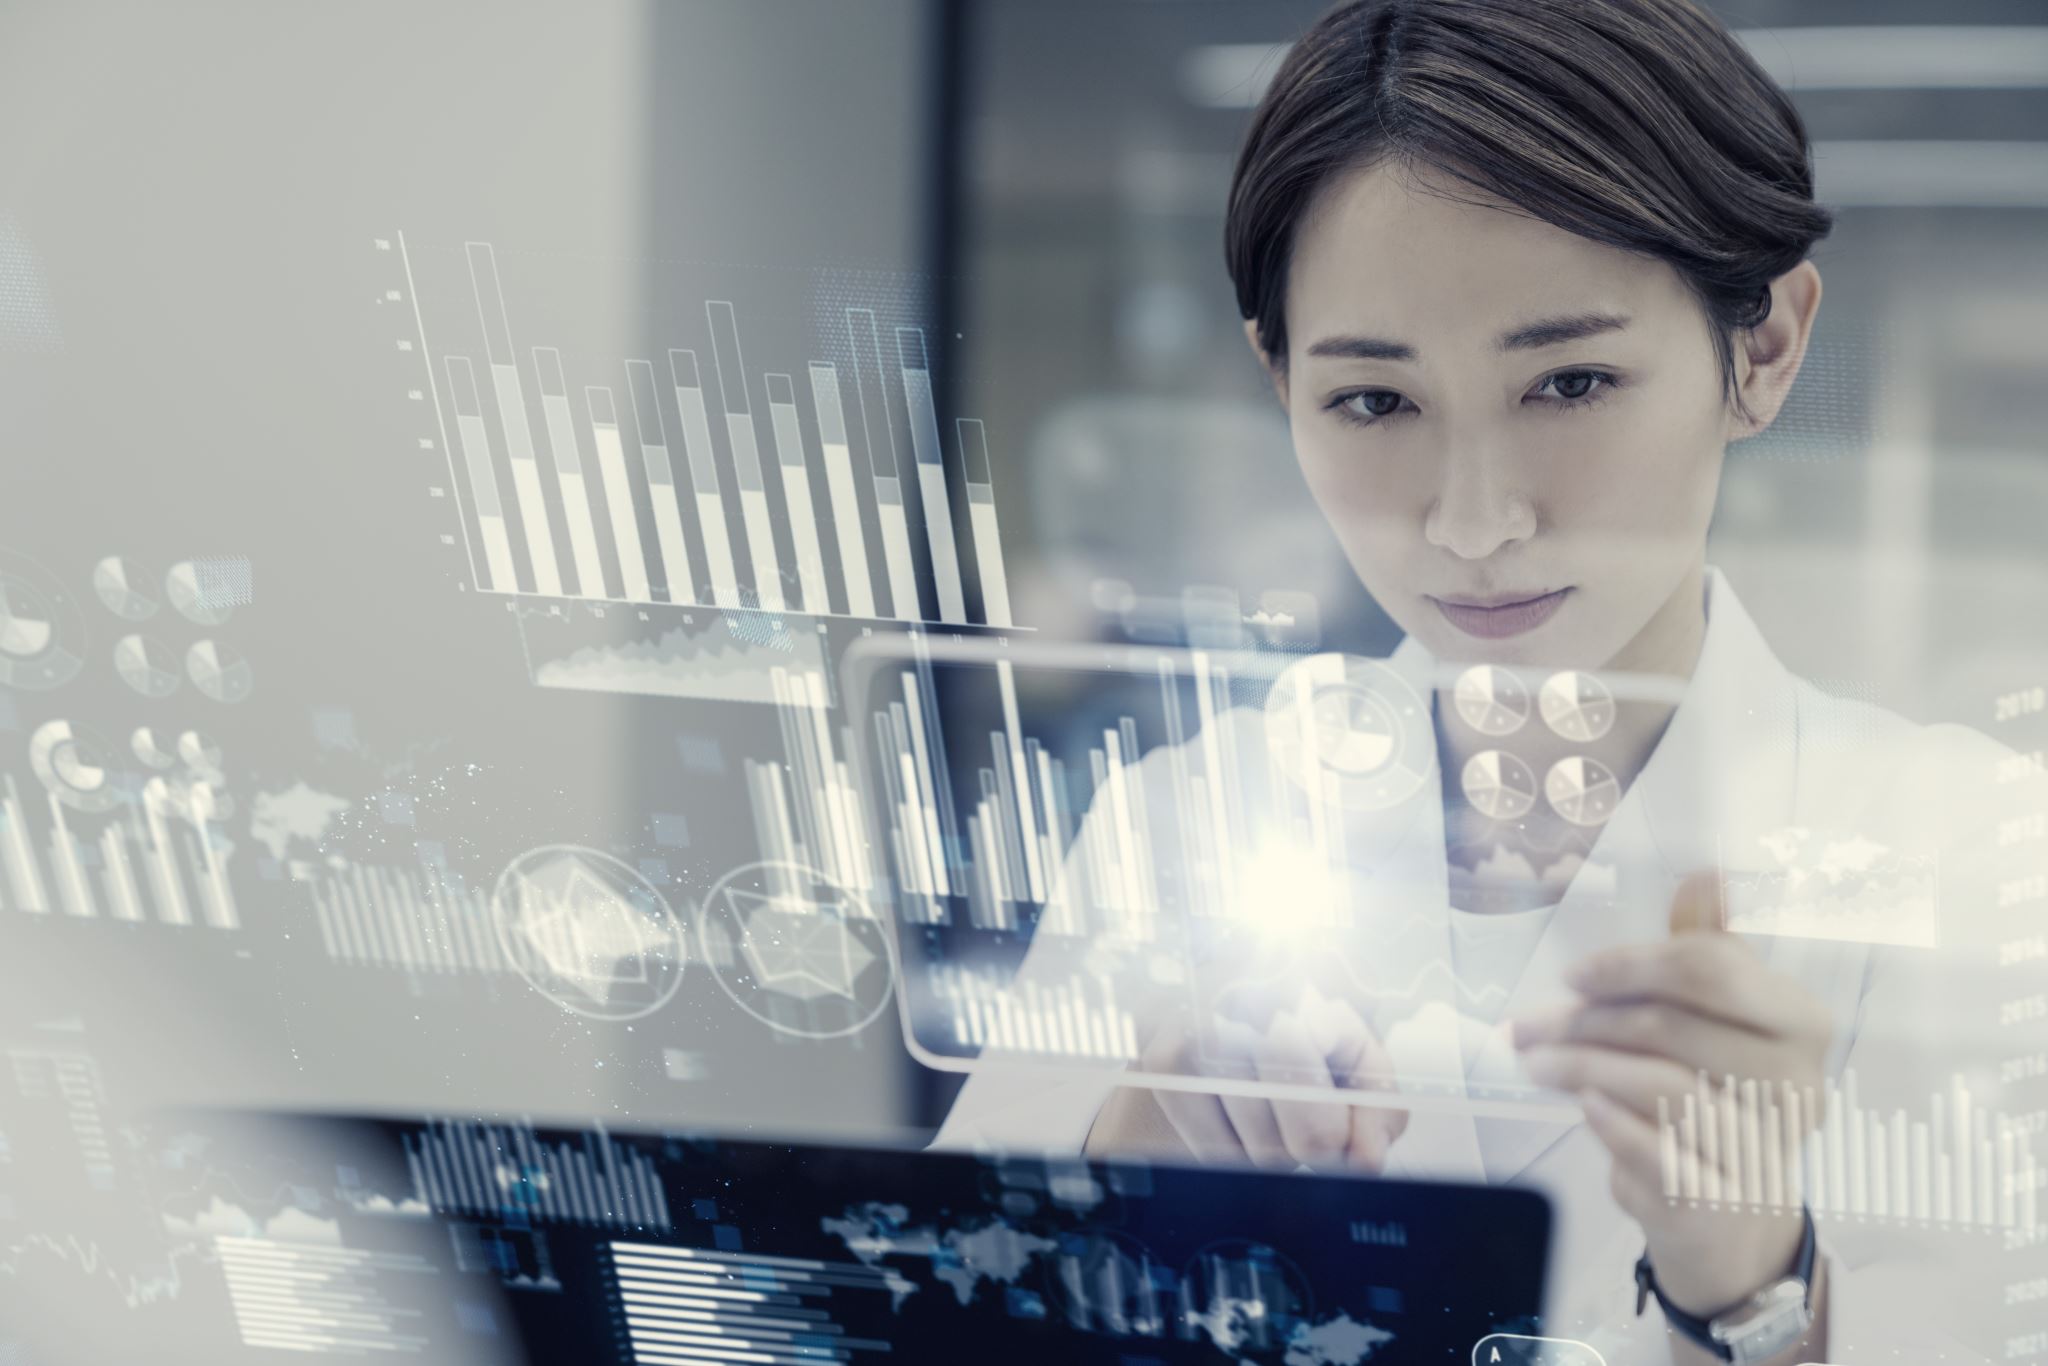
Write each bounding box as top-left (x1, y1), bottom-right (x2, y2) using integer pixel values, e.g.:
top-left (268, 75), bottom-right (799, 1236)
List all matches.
top-left (932, 567), bottom-right (2038, 1364)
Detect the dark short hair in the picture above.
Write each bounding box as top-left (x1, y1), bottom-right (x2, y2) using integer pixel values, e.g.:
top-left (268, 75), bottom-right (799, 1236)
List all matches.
top-left (1225, 0), bottom-right (1834, 409)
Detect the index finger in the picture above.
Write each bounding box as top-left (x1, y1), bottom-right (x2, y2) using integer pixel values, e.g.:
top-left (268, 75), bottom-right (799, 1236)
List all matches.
top-left (1667, 869), bottom-right (1727, 935)
top-left (1563, 935), bottom-right (1825, 1042)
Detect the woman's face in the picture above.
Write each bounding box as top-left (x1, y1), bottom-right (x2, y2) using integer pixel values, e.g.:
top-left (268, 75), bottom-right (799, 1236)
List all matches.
top-left (1269, 161), bottom-right (1743, 674)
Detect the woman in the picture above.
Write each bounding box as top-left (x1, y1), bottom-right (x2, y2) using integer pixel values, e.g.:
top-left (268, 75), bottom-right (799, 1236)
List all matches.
top-left (936, 1), bottom-right (2038, 1363)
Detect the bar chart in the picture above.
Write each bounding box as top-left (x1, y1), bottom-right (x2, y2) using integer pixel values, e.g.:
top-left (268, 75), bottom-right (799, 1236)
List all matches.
top-left (866, 655), bottom-right (1203, 938)
top-left (1657, 1068), bottom-right (2039, 1231)
top-left (608, 1240), bottom-right (904, 1366)
top-left (392, 235), bottom-right (1017, 629)
top-left (216, 1234), bottom-right (437, 1356)
top-left (308, 862), bottom-right (510, 977)
top-left (402, 1119), bottom-right (672, 1233)
top-left (927, 962), bottom-right (1139, 1061)
top-left (742, 667), bottom-right (877, 900)
top-left (0, 772), bottom-right (239, 929)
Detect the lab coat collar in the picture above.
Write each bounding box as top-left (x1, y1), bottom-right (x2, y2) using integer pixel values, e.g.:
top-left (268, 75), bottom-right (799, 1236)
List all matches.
top-left (1632, 566), bottom-right (1803, 877)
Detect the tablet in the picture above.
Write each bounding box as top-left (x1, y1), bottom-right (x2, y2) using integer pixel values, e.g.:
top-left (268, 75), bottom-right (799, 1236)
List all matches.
top-left (842, 634), bottom-right (1697, 1121)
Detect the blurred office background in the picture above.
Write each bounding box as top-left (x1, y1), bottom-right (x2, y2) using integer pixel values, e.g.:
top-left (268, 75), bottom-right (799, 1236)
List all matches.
top-left (954, 0), bottom-right (2048, 727)
top-left (0, 0), bottom-right (2039, 1151)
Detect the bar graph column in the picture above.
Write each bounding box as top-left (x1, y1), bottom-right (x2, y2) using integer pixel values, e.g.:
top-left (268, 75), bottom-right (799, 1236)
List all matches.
top-left (444, 357), bottom-right (519, 592)
top-left (466, 242), bottom-right (562, 597)
top-left (847, 310), bottom-right (921, 621)
top-left (764, 372), bottom-right (831, 613)
top-left (668, 350), bottom-right (743, 609)
top-left (897, 327), bottom-right (967, 624)
top-left (704, 301), bottom-right (786, 611)
top-left (956, 418), bottom-right (1013, 627)
top-left (1, 777), bottom-right (50, 912)
top-left (533, 347), bottom-right (609, 599)
top-left (807, 362), bottom-right (877, 618)
top-left (624, 360), bottom-right (698, 606)
top-left (584, 386), bottom-right (652, 603)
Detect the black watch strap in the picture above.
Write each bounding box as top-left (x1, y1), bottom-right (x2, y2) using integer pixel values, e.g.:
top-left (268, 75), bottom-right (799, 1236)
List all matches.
top-left (1633, 1206), bottom-right (1816, 1360)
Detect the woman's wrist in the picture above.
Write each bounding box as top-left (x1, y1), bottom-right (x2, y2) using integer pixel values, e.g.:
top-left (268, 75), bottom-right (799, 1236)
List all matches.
top-left (1647, 1207), bottom-right (1808, 1321)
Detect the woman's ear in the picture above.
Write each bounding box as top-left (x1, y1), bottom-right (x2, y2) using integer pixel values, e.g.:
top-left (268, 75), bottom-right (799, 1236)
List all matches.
top-left (1727, 259), bottom-right (1822, 440)
top-left (1242, 316), bottom-right (1289, 408)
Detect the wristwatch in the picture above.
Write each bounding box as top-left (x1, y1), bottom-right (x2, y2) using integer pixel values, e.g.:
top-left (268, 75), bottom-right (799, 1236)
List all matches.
top-left (1634, 1207), bottom-right (1816, 1365)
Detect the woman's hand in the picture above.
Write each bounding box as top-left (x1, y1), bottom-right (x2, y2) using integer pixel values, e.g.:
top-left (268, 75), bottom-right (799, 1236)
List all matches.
top-left (1084, 986), bottom-right (1408, 1173)
top-left (1512, 871), bottom-right (1834, 1320)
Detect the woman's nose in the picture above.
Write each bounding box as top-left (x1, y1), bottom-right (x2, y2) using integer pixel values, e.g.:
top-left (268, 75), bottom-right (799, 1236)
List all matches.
top-left (1422, 450), bottom-right (1536, 561)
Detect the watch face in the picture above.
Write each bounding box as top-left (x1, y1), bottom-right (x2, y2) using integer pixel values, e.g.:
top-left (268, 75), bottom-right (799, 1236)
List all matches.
top-left (1711, 1278), bottom-right (1812, 1365)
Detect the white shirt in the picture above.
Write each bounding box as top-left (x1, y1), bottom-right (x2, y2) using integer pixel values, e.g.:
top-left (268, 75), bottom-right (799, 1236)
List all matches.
top-left (1449, 900), bottom-right (1558, 1035)
top-left (932, 567), bottom-right (2041, 1364)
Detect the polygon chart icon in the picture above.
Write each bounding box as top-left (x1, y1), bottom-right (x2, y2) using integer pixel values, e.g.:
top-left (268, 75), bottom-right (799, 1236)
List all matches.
top-left (1538, 671), bottom-right (1615, 743)
top-left (1461, 749), bottom-right (1537, 822)
top-left (1544, 755), bottom-right (1622, 827)
top-left (492, 845), bottom-right (686, 1021)
top-left (698, 860), bottom-right (893, 1038)
top-left (1264, 654), bottom-right (1433, 811)
top-left (1452, 664), bottom-right (1531, 737)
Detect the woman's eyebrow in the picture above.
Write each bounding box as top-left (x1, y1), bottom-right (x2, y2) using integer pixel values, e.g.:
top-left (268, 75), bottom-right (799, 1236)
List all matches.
top-left (1496, 310), bottom-right (1632, 352)
top-left (1302, 311), bottom-right (1632, 362)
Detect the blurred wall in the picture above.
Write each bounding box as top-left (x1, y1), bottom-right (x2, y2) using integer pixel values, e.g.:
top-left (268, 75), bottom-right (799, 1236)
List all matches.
top-left (0, 0), bottom-right (934, 1142)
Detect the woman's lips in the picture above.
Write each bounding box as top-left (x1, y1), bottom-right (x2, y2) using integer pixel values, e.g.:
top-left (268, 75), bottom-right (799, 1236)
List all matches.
top-left (1429, 587), bottom-right (1571, 639)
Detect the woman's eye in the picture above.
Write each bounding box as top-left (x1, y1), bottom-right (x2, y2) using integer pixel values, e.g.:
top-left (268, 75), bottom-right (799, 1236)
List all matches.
top-left (1332, 389), bottom-right (1404, 424)
top-left (1534, 369), bottom-right (1615, 405)
top-left (1326, 372), bottom-right (1616, 427)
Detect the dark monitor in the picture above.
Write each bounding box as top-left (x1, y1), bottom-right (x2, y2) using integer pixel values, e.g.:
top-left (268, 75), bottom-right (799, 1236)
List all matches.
top-left (12, 1109), bottom-right (1550, 1365)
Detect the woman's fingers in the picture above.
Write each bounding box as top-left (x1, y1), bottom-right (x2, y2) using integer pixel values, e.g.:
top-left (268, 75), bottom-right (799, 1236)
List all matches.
top-left (1139, 1009), bottom-right (1249, 1163)
top-left (1313, 995), bottom-right (1408, 1167)
top-left (1205, 1017), bottom-right (1296, 1168)
top-left (1519, 1042), bottom-right (1698, 1123)
top-left (1580, 1088), bottom-right (1668, 1223)
top-left (1155, 1088), bottom-right (1251, 1162)
top-left (1563, 884), bottom-right (1833, 1047)
top-left (1515, 1000), bottom-right (1791, 1081)
top-left (1252, 1010), bottom-right (1351, 1169)
top-left (1136, 992), bottom-right (1411, 1173)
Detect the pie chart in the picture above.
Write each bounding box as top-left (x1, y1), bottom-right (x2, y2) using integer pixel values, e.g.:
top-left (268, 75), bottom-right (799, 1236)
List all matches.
top-left (132, 726), bottom-right (178, 769)
top-left (177, 730), bottom-right (224, 775)
top-left (1461, 749), bottom-right (1538, 822)
top-left (114, 634), bottom-right (182, 697)
top-left (165, 559), bottom-right (234, 625)
top-left (186, 639), bottom-right (253, 703)
top-left (1264, 654), bottom-right (1434, 812)
top-left (30, 720), bottom-right (121, 813)
top-left (1545, 755), bottom-right (1622, 827)
top-left (92, 556), bottom-right (159, 621)
top-left (0, 591), bottom-right (52, 656)
top-left (1310, 685), bottom-right (1397, 774)
top-left (1452, 664), bottom-right (1531, 737)
top-left (0, 555), bottom-right (86, 690)
top-left (1539, 670), bottom-right (1616, 742)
